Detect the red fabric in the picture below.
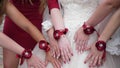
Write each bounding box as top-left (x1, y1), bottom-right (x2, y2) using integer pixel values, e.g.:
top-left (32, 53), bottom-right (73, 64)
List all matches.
top-left (3, 0), bottom-right (43, 50)
top-left (47, 0), bottom-right (59, 11)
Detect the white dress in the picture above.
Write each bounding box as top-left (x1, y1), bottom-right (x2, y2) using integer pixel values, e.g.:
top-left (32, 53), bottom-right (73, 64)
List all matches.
top-left (19, 0), bottom-right (120, 68)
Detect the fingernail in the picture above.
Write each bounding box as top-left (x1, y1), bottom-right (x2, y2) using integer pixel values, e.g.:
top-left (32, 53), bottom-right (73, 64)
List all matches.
top-left (71, 53), bottom-right (73, 56)
top-left (84, 61), bottom-right (86, 64)
top-left (64, 61), bottom-right (66, 64)
top-left (69, 59), bottom-right (71, 61)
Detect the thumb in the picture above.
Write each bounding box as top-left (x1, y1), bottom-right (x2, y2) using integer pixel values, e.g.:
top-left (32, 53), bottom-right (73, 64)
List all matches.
top-left (45, 58), bottom-right (48, 66)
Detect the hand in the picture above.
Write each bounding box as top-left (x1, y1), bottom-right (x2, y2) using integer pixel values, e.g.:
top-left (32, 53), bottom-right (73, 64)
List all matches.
top-left (84, 43), bottom-right (105, 68)
top-left (47, 28), bottom-right (60, 59)
top-left (49, 37), bottom-right (60, 59)
top-left (26, 55), bottom-right (46, 68)
top-left (45, 50), bottom-right (62, 68)
top-left (58, 35), bottom-right (73, 63)
top-left (74, 27), bottom-right (89, 53)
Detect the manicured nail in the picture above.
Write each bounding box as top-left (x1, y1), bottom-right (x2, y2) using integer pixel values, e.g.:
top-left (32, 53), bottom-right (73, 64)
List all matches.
top-left (69, 59), bottom-right (71, 61)
top-left (64, 61), bottom-right (66, 64)
top-left (71, 53), bottom-right (73, 56)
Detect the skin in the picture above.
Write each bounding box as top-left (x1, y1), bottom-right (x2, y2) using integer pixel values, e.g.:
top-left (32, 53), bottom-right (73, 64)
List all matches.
top-left (48, 6), bottom-right (73, 63)
top-left (0, 32), bottom-right (46, 68)
top-left (3, 1), bottom-right (61, 68)
top-left (84, 7), bottom-right (120, 67)
top-left (74, 0), bottom-right (120, 67)
top-left (46, 0), bottom-right (120, 67)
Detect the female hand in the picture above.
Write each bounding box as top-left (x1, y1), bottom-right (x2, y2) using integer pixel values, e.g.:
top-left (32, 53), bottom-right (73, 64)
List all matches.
top-left (74, 27), bottom-right (89, 53)
top-left (49, 37), bottom-right (60, 59)
top-left (47, 28), bottom-right (61, 59)
top-left (58, 35), bottom-right (73, 63)
top-left (27, 55), bottom-right (46, 68)
top-left (84, 43), bottom-right (105, 68)
top-left (45, 50), bottom-right (62, 68)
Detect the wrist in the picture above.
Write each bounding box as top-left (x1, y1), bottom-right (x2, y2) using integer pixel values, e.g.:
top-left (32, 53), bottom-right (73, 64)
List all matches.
top-left (53, 28), bottom-right (68, 40)
top-left (39, 40), bottom-right (50, 52)
top-left (47, 29), bottom-right (54, 40)
top-left (95, 40), bottom-right (106, 51)
top-left (82, 22), bottom-right (100, 37)
top-left (82, 23), bottom-right (95, 35)
top-left (16, 49), bottom-right (32, 65)
top-left (98, 38), bottom-right (107, 43)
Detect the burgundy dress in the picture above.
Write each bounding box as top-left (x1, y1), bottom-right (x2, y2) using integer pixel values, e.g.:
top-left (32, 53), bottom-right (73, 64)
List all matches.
top-left (3, 0), bottom-right (59, 50)
top-left (3, 0), bottom-right (43, 50)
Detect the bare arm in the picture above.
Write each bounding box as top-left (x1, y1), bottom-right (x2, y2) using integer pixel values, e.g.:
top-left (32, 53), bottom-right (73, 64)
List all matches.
top-left (5, 2), bottom-right (45, 42)
top-left (86, 0), bottom-right (120, 26)
top-left (84, 7), bottom-right (120, 67)
top-left (98, 7), bottom-right (120, 42)
top-left (50, 8), bottom-right (65, 30)
top-left (0, 32), bottom-right (24, 55)
top-left (0, 32), bottom-right (46, 67)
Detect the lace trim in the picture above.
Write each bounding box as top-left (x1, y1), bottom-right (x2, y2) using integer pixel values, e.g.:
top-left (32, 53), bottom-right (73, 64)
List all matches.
top-left (42, 20), bottom-right (53, 31)
top-left (106, 38), bottom-right (120, 56)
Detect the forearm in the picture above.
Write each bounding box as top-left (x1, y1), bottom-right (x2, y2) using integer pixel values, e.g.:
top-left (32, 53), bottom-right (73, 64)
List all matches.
top-left (98, 8), bottom-right (120, 42)
top-left (47, 27), bottom-right (54, 39)
top-left (86, 0), bottom-right (120, 26)
top-left (5, 2), bottom-right (45, 42)
top-left (0, 32), bottom-right (24, 55)
top-left (50, 8), bottom-right (65, 30)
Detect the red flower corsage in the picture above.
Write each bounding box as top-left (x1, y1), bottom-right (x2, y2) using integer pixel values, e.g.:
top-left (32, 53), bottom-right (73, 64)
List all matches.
top-left (95, 40), bottom-right (106, 51)
top-left (82, 23), bottom-right (95, 35)
top-left (16, 49), bottom-right (32, 65)
top-left (39, 40), bottom-right (50, 52)
top-left (95, 40), bottom-right (106, 60)
top-left (54, 28), bottom-right (68, 40)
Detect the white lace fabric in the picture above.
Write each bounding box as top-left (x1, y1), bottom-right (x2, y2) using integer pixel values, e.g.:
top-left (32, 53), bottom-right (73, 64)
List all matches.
top-left (106, 27), bottom-right (120, 55)
top-left (19, 0), bottom-right (120, 68)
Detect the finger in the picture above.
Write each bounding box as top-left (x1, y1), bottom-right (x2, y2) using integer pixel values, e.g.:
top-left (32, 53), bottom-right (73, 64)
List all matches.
top-left (53, 60), bottom-right (58, 68)
top-left (81, 42), bottom-right (85, 54)
top-left (74, 31), bottom-right (78, 42)
top-left (81, 41), bottom-right (85, 52)
top-left (82, 40), bottom-right (88, 52)
top-left (98, 56), bottom-right (102, 66)
top-left (29, 65), bottom-right (35, 68)
top-left (68, 45), bottom-right (73, 56)
top-left (76, 43), bottom-right (79, 52)
top-left (89, 56), bottom-right (95, 67)
top-left (55, 59), bottom-right (61, 68)
top-left (45, 60), bottom-right (48, 66)
top-left (84, 53), bottom-right (92, 63)
top-left (39, 59), bottom-right (45, 65)
top-left (60, 49), bottom-right (66, 63)
top-left (76, 42), bottom-right (80, 52)
top-left (52, 62), bottom-right (57, 68)
top-left (63, 49), bottom-right (68, 63)
top-left (102, 52), bottom-right (106, 62)
top-left (39, 60), bottom-right (46, 68)
top-left (78, 41), bottom-right (82, 54)
top-left (59, 58), bottom-right (64, 65)
top-left (68, 47), bottom-right (72, 61)
top-left (28, 65), bottom-right (31, 68)
top-left (76, 40), bottom-right (80, 53)
top-left (92, 56), bottom-right (99, 67)
top-left (52, 50), bottom-right (56, 58)
top-left (84, 40), bottom-right (88, 50)
top-left (66, 48), bottom-right (71, 62)
top-left (56, 47), bottom-right (61, 59)
top-left (38, 63), bottom-right (43, 68)
top-left (85, 44), bottom-right (91, 51)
